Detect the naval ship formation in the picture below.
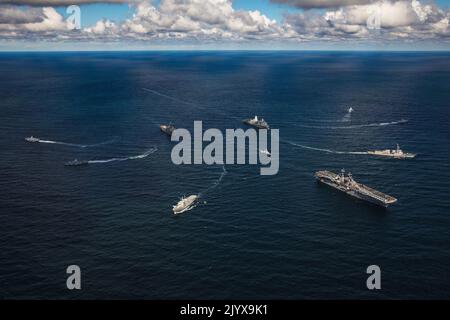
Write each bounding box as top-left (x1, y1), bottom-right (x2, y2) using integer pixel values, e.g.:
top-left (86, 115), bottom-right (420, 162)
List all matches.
top-left (158, 110), bottom-right (413, 211)
top-left (162, 116), bottom-right (271, 214)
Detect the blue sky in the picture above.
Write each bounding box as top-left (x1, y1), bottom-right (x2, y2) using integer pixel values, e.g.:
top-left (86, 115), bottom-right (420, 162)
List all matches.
top-left (53, 0), bottom-right (450, 27)
top-left (54, 0), bottom-right (299, 26)
top-left (2, 0), bottom-right (450, 51)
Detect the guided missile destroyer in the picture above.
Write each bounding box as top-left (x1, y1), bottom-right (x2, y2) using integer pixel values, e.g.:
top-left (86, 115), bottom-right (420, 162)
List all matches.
top-left (315, 169), bottom-right (397, 207)
top-left (367, 144), bottom-right (416, 159)
top-left (243, 116), bottom-right (270, 129)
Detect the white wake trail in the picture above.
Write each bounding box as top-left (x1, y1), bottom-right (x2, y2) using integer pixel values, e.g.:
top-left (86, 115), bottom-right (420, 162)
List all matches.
top-left (284, 140), bottom-right (368, 155)
top-left (199, 165), bottom-right (228, 198)
top-left (142, 88), bottom-right (198, 107)
top-left (27, 137), bottom-right (117, 148)
top-left (87, 147), bottom-right (158, 164)
top-left (142, 88), bottom-right (241, 121)
top-left (341, 113), bottom-right (352, 122)
top-left (295, 119), bottom-right (408, 129)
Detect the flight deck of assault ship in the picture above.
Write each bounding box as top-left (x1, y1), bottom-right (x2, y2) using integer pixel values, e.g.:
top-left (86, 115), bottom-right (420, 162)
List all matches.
top-left (315, 169), bottom-right (397, 207)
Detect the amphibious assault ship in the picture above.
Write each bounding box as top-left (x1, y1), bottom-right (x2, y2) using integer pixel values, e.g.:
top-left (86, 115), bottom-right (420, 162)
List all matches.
top-left (243, 116), bottom-right (270, 129)
top-left (367, 144), bottom-right (416, 159)
top-left (315, 169), bottom-right (397, 207)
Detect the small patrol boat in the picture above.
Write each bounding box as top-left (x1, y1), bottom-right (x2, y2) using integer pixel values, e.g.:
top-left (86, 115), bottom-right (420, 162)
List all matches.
top-left (25, 136), bottom-right (39, 142)
top-left (160, 124), bottom-right (175, 137)
top-left (65, 159), bottom-right (89, 167)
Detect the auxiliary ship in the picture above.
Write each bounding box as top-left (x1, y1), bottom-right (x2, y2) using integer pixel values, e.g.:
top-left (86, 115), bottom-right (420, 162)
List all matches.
top-left (315, 169), bottom-right (397, 207)
top-left (173, 195), bottom-right (199, 214)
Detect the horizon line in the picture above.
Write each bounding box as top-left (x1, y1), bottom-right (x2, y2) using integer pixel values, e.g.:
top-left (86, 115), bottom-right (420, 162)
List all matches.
top-left (1, 49), bottom-right (450, 53)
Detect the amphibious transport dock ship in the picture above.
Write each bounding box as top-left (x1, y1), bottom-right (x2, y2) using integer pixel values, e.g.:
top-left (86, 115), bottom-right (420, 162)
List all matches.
top-left (315, 169), bottom-right (397, 207)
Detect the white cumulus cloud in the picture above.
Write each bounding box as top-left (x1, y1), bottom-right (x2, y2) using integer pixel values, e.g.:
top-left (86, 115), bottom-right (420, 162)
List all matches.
top-left (0, 0), bottom-right (449, 45)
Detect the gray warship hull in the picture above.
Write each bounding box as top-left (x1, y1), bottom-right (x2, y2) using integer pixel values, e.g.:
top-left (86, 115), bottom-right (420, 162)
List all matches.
top-left (243, 119), bottom-right (269, 129)
top-left (315, 170), bottom-right (397, 208)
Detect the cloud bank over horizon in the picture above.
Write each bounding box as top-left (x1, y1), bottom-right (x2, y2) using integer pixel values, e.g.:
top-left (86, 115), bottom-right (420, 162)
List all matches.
top-left (0, 0), bottom-right (449, 49)
top-left (270, 0), bottom-right (377, 9)
top-left (0, 0), bottom-right (129, 5)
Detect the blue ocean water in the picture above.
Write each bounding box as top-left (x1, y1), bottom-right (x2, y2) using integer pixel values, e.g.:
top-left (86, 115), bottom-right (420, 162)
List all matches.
top-left (0, 51), bottom-right (449, 299)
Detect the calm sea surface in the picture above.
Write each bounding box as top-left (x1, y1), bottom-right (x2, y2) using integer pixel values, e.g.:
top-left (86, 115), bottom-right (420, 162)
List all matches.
top-left (1, 51), bottom-right (449, 299)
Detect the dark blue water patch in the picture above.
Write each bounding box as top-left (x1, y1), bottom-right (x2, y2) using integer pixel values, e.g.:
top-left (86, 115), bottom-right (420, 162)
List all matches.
top-left (0, 51), bottom-right (450, 299)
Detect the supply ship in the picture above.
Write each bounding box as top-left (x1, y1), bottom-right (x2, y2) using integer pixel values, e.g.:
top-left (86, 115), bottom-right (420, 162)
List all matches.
top-left (173, 195), bottom-right (198, 214)
top-left (315, 169), bottom-right (397, 207)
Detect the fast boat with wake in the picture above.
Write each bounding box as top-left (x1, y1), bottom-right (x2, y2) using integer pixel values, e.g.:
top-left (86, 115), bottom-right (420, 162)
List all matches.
top-left (65, 159), bottom-right (89, 167)
top-left (367, 144), bottom-right (416, 159)
top-left (315, 169), bottom-right (397, 208)
top-left (25, 136), bottom-right (39, 143)
top-left (160, 124), bottom-right (175, 137)
top-left (173, 195), bottom-right (198, 214)
top-left (243, 116), bottom-right (270, 129)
